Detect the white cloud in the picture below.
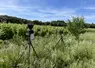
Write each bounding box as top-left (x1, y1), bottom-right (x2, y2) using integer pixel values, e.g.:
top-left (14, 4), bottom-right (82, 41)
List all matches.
top-left (0, 0), bottom-right (18, 7)
top-left (0, 0), bottom-right (79, 21)
top-left (0, 0), bottom-right (20, 14)
top-left (37, 8), bottom-right (77, 18)
top-left (82, 15), bottom-right (95, 23)
top-left (84, 6), bottom-right (95, 10)
top-left (85, 15), bottom-right (95, 19)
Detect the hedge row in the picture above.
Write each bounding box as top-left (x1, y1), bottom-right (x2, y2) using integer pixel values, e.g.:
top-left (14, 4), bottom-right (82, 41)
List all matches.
top-left (0, 23), bottom-right (69, 40)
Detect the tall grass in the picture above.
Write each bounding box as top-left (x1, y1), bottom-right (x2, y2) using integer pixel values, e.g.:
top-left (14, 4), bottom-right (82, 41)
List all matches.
top-left (0, 31), bottom-right (95, 68)
top-left (0, 23), bottom-right (95, 68)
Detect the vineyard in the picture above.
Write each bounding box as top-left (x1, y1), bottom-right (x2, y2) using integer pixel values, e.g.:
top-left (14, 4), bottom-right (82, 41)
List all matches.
top-left (0, 20), bottom-right (95, 68)
top-left (0, 23), bottom-right (68, 40)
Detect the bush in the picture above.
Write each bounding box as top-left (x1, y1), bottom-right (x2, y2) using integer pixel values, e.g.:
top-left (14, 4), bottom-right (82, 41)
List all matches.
top-left (67, 17), bottom-right (86, 40)
top-left (0, 23), bottom-right (69, 40)
top-left (0, 25), bottom-right (14, 40)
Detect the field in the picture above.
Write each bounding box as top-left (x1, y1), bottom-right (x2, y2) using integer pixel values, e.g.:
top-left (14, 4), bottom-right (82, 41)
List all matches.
top-left (0, 23), bottom-right (95, 68)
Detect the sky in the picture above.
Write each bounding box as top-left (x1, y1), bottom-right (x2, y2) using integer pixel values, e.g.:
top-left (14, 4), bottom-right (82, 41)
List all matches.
top-left (0, 0), bottom-right (95, 23)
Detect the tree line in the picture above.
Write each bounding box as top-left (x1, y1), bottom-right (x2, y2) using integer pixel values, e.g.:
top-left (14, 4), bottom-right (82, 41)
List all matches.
top-left (0, 15), bottom-right (94, 28)
top-left (0, 15), bottom-right (67, 27)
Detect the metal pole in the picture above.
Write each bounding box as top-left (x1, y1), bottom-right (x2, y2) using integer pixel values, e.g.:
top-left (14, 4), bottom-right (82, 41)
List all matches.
top-left (30, 41), bottom-right (39, 58)
top-left (27, 33), bottom-right (31, 68)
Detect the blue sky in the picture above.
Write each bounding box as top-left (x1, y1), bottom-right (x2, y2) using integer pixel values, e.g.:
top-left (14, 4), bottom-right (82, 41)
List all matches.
top-left (0, 0), bottom-right (95, 23)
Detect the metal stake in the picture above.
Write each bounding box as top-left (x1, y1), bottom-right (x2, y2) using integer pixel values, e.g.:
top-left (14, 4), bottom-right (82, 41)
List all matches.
top-left (27, 32), bottom-right (31, 68)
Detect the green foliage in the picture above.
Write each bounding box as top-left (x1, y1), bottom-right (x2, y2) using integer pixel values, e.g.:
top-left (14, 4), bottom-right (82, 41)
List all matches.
top-left (0, 24), bottom-right (14, 40)
top-left (89, 23), bottom-right (95, 28)
top-left (0, 23), bottom-right (95, 68)
top-left (0, 15), bottom-right (68, 26)
top-left (0, 23), bottom-right (68, 40)
top-left (50, 20), bottom-right (67, 26)
top-left (67, 17), bottom-right (86, 40)
top-left (0, 23), bottom-right (26, 40)
top-left (0, 15), bottom-right (32, 24)
top-left (0, 31), bottom-right (95, 68)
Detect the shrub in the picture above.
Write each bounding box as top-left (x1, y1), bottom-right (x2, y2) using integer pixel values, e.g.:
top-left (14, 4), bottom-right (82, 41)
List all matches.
top-left (67, 17), bottom-right (86, 40)
top-left (0, 25), bottom-right (14, 40)
top-left (0, 23), bottom-right (69, 40)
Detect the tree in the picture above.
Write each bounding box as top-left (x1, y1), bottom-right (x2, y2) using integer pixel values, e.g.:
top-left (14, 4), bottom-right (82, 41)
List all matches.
top-left (67, 17), bottom-right (86, 41)
top-left (50, 20), bottom-right (66, 26)
top-left (0, 15), bottom-right (33, 24)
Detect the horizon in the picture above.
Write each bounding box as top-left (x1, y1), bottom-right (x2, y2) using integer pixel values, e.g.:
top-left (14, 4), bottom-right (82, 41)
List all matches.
top-left (0, 0), bottom-right (95, 23)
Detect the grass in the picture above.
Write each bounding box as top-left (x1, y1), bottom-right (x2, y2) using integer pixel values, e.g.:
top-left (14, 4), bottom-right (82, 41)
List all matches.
top-left (86, 28), bottom-right (95, 32)
top-left (80, 28), bottom-right (95, 42)
top-left (0, 27), bottom-right (95, 68)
